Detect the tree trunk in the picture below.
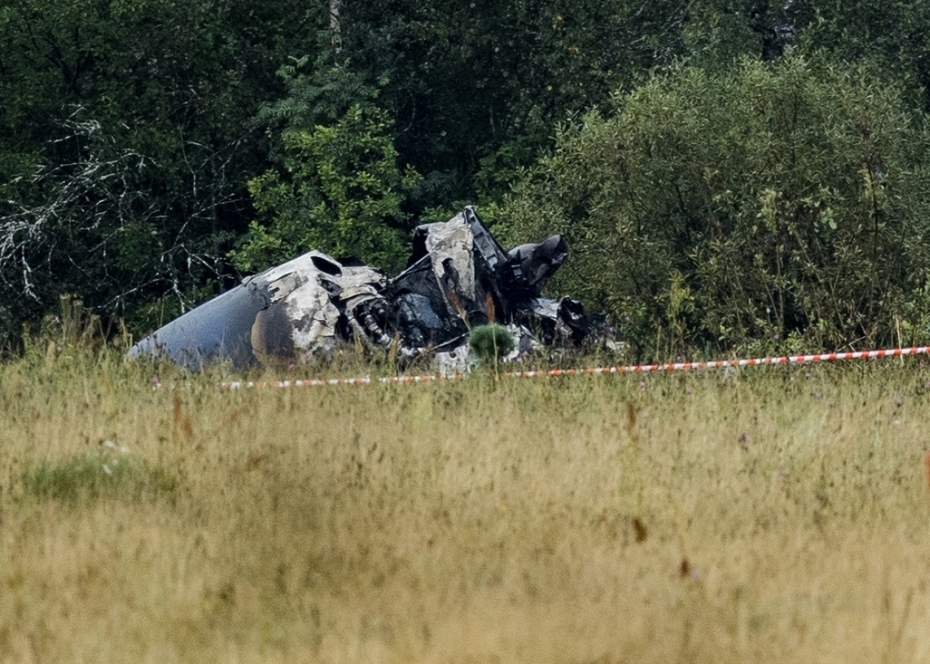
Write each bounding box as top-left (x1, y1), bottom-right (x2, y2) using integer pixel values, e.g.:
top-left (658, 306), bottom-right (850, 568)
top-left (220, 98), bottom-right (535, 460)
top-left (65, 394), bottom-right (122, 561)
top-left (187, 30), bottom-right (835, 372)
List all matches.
top-left (329, 0), bottom-right (342, 65)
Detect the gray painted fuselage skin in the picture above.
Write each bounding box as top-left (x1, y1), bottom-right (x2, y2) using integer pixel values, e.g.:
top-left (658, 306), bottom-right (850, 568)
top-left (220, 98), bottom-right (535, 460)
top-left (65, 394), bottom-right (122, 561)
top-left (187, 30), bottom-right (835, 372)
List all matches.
top-left (127, 282), bottom-right (270, 369)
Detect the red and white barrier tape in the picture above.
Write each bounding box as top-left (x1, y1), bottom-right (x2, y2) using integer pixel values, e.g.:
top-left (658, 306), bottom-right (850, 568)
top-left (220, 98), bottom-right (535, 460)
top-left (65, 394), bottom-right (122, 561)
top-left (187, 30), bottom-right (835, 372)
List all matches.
top-left (221, 345), bottom-right (930, 389)
top-left (508, 345), bottom-right (930, 377)
top-left (224, 373), bottom-right (466, 389)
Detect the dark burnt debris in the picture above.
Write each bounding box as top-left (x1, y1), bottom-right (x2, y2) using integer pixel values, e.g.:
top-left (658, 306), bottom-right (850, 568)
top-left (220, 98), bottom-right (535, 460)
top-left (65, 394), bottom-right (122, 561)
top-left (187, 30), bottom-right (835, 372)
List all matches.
top-left (128, 207), bottom-right (590, 371)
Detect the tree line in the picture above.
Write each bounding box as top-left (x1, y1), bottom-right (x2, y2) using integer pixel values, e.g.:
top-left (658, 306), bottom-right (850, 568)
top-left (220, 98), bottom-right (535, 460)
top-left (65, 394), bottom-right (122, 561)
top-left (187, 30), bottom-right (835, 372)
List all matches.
top-left (3, 0), bottom-right (930, 358)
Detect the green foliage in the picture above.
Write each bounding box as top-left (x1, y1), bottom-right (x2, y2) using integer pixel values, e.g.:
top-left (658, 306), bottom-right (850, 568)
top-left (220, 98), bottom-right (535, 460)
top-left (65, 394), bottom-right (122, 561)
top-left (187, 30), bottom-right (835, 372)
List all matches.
top-left (21, 454), bottom-right (178, 504)
top-left (254, 53), bottom-right (381, 132)
top-left (684, 0), bottom-right (814, 66)
top-left (0, 0), bottom-right (321, 338)
top-left (340, 0), bottom-right (692, 211)
top-left (798, 0), bottom-right (930, 112)
top-left (498, 55), bottom-right (930, 357)
top-left (6, 0), bottom-right (930, 358)
top-left (233, 104), bottom-right (419, 273)
top-left (469, 324), bottom-right (515, 364)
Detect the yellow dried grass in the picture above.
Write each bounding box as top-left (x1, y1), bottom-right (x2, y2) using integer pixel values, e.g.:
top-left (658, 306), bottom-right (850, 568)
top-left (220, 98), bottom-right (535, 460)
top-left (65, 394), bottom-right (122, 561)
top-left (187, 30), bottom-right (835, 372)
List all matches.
top-left (0, 355), bottom-right (928, 663)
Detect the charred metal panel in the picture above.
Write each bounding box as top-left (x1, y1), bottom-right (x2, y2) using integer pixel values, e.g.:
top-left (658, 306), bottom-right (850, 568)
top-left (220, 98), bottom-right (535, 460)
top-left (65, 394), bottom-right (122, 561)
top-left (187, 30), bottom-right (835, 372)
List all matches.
top-left (250, 301), bottom-right (295, 363)
top-left (507, 235), bottom-right (568, 293)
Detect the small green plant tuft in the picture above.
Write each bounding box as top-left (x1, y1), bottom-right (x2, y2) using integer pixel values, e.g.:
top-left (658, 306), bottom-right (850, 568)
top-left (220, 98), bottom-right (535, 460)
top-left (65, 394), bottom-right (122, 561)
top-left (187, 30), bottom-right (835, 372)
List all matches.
top-left (469, 324), bottom-right (515, 365)
top-left (21, 454), bottom-right (179, 504)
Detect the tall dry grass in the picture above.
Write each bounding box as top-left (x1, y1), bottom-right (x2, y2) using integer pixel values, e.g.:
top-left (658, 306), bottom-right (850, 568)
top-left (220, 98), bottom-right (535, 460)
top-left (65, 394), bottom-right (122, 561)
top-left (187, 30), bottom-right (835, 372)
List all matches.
top-left (0, 351), bottom-right (929, 663)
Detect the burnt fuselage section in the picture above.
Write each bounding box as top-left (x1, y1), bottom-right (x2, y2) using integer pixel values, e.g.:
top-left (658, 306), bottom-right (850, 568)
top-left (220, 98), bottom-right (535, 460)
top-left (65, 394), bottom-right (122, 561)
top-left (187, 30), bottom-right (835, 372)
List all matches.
top-left (128, 207), bottom-right (587, 369)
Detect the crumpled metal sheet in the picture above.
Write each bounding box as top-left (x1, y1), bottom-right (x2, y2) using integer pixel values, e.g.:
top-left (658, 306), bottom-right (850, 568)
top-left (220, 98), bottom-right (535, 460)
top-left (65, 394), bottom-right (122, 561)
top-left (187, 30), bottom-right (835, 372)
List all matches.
top-left (128, 207), bottom-right (590, 370)
top-left (425, 214), bottom-right (477, 306)
top-left (128, 251), bottom-right (387, 369)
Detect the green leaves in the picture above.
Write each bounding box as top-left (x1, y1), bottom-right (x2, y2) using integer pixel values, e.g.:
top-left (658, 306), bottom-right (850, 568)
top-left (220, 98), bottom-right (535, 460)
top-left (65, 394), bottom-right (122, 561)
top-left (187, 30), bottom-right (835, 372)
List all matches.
top-left (234, 104), bottom-right (419, 273)
top-left (0, 0), bottom-right (327, 336)
top-left (498, 55), bottom-right (930, 357)
top-left (469, 324), bottom-right (516, 367)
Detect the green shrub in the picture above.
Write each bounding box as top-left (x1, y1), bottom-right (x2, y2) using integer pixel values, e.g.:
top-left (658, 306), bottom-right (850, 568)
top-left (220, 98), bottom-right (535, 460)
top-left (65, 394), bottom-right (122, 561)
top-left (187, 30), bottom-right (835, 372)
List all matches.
top-left (498, 55), bottom-right (930, 358)
top-left (469, 324), bottom-right (515, 364)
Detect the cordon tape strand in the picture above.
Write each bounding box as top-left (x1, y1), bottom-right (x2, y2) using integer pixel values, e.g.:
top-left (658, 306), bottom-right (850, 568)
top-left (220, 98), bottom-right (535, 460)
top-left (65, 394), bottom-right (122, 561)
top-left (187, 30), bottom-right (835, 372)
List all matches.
top-left (221, 345), bottom-right (930, 389)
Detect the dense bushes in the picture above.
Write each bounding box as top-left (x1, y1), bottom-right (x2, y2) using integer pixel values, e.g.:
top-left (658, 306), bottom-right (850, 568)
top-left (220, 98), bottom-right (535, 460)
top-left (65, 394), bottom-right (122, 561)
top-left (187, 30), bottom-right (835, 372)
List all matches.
top-left (498, 56), bottom-right (930, 358)
top-left (6, 1), bottom-right (930, 359)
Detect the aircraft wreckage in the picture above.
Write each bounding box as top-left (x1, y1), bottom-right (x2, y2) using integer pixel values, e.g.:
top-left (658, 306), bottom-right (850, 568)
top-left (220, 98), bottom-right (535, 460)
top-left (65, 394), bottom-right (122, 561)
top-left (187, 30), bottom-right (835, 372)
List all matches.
top-left (128, 207), bottom-right (589, 370)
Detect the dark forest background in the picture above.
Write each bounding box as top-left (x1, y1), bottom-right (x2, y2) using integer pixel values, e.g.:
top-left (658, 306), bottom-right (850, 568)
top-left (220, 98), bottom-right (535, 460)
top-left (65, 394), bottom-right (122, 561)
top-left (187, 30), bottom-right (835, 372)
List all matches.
top-left (4, 0), bottom-right (930, 358)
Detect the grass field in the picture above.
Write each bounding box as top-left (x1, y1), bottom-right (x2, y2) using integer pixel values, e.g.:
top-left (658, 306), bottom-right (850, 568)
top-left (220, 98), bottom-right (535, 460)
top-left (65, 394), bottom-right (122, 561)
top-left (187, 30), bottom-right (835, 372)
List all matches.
top-left (0, 351), bottom-right (929, 663)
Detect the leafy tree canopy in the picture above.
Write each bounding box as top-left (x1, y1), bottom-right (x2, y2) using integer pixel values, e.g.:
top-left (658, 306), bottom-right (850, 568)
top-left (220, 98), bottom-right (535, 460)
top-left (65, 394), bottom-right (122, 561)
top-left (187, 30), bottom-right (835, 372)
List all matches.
top-left (233, 103), bottom-right (418, 274)
top-left (4, 0), bottom-right (930, 357)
